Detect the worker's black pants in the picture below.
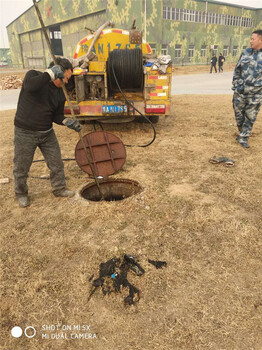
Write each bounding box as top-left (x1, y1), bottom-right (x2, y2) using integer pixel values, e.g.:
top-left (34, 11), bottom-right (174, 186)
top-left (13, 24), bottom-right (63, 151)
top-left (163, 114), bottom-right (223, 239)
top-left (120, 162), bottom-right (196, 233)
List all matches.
top-left (210, 64), bottom-right (217, 73)
top-left (13, 126), bottom-right (66, 198)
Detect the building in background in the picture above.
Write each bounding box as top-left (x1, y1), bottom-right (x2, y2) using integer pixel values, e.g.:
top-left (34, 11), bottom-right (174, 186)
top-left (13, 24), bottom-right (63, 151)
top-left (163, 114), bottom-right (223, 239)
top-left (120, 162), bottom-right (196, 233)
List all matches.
top-left (6, 0), bottom-right (262, 68)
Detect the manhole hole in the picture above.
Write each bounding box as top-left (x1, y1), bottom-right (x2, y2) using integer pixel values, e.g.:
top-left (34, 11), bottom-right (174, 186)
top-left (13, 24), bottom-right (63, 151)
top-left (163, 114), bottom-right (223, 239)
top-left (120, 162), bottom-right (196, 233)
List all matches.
top-left (80, 178), bottom-right (142, 202)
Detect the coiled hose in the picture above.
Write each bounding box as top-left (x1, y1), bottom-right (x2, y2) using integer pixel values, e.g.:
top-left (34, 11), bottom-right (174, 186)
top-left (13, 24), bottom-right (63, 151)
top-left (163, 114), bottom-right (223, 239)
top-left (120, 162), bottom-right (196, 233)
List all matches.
top-left (107, 48), bottom-right (156, 147)
top-left (107, 48), bottom-right (143, 91)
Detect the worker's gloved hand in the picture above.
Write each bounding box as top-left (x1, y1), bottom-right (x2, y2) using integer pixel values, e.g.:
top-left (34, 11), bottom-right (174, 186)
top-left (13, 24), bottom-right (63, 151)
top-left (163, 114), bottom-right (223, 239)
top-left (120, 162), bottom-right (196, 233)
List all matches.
top-left (45, 65), bottom-right (65, 81)
top-left (63, 118), bottom-right (82, 132)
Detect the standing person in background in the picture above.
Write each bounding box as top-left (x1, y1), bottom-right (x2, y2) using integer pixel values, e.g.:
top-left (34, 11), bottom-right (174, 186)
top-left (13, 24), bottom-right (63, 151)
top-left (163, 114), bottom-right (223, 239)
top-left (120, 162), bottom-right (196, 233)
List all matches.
top-left (13, 57), bottom-right (82, 208)
top-left (218, 53), bottom-right (225, 73)
top-left (232, 29), bottom-right (262, 148)
top-left (210, 54), bottom-right (217, 73)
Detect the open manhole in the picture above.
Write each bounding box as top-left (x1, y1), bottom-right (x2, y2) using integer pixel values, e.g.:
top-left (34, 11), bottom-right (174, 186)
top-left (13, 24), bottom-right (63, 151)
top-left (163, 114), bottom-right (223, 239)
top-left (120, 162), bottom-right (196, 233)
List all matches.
top-left (76, 132), bottom-right (142, 202)
top-left (80, 178), bottom-right (142, 202)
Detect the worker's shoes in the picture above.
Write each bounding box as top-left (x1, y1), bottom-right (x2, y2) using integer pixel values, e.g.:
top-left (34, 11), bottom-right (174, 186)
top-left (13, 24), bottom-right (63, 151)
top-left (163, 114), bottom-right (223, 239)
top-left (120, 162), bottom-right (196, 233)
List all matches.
top-left (54, 189), bottom-right (75, 198)
top-left (239, 142), bottom-right (250, 148)
top-left (236, 136), bottom-right (250, 148)
top-left (17, 196), bottom-right (30, 208)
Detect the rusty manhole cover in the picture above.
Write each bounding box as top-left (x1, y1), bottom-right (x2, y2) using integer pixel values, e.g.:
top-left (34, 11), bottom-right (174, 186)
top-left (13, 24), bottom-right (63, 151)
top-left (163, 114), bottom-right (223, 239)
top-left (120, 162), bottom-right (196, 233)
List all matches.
top-left (75, 131), bottom-right (126, 177)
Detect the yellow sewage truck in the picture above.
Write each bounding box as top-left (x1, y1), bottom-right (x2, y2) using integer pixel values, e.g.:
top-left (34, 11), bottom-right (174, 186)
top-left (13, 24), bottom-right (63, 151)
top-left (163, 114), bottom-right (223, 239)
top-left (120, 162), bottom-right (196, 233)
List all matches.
top-left (64, 24), bottom-right (172, 124)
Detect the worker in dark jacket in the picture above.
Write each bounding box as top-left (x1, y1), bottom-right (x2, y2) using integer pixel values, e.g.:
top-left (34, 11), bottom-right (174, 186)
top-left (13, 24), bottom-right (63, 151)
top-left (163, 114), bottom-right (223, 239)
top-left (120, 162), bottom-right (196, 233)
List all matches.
top-left (218, 53), bottom-right (225, 72)
top-left (232, 29), bottom-right (262, 148)
top-left (210, 54), bottom-right (217, 73)
top-left (13, 57), bottom-right (81, 208)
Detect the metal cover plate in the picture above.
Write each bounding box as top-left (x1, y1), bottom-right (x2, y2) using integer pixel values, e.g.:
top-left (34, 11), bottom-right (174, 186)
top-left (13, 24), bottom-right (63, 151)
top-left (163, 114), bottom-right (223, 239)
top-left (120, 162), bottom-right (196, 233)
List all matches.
top-left (75, 131), bottom-right (126, 177)
top-left (129, 30), bottom-right (142, 44)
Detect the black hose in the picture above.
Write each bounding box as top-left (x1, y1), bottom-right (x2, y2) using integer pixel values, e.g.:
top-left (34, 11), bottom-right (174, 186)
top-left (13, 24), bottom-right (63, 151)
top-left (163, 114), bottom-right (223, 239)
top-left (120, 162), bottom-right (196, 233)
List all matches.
top-left (108, 49), bottom-right (156, 147)
top-left (107, 48), bottom-right (143, 91)
top-left (93, 120), bottom-right (104, 131)
top-left (32, 158), bottom-right (75, 163)
top-left (29, 158), bottom-right (75, 179)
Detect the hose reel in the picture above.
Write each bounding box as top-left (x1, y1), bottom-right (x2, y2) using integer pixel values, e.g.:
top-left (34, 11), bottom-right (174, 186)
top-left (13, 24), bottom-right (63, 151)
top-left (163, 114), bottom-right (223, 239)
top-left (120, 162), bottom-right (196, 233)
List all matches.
top-left (107, 48), bottom-right (143, 92)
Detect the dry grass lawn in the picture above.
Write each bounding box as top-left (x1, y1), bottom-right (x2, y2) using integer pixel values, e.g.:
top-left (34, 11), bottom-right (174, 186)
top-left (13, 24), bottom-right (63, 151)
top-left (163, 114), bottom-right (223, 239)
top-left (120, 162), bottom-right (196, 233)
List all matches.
top-left (173, 63), bottom-right (236, 75)
top-left (1, 95), bottom-right (262, 350)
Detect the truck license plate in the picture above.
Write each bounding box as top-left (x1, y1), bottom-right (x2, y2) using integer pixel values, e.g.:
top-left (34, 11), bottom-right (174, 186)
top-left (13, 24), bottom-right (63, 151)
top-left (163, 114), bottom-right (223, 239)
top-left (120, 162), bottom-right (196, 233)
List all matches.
top-left (102, 105), bottom-right (128, 114)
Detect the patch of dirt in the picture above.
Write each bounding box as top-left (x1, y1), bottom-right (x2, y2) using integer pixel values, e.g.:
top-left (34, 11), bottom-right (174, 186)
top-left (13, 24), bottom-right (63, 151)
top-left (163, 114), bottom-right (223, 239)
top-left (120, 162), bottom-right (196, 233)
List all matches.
top-left (168, 182), bottom-right (216, 205)
top-left (1, 95), bottom-right (262, 350)
top-left (173, 63), bottom-right (235, 75)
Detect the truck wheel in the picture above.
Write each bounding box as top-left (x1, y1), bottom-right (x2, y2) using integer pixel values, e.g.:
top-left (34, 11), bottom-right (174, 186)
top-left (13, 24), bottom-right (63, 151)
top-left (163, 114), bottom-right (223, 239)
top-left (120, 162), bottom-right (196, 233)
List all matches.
top-left (149, 115), bottom-right (159, 124)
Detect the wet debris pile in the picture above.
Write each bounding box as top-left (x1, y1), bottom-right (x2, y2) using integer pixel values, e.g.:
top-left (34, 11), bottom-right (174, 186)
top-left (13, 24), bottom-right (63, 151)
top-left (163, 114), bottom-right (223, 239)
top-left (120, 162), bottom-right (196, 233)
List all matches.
top-left (88, 254), bottom-right (167, 305)
top-left (0, 75), bottom-right (23, 90)
top-left (148, 259), bottom-right (167, 269)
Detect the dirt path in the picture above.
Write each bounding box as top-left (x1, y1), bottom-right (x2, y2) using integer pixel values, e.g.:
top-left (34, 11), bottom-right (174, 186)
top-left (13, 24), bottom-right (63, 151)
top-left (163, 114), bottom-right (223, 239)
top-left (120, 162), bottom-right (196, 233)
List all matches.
top-left (1, 96), bottom-right (261, 350)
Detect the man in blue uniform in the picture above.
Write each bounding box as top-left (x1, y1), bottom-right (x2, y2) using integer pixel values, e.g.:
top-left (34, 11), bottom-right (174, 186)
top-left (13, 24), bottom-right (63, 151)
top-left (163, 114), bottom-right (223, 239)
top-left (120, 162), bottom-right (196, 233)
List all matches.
top-left (232, 29), bottom-right (262, 148)
top-left (13, 57), bottom-right (82, 207)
